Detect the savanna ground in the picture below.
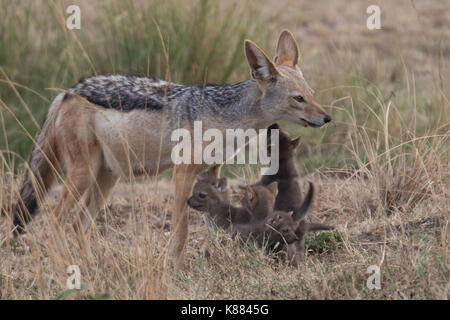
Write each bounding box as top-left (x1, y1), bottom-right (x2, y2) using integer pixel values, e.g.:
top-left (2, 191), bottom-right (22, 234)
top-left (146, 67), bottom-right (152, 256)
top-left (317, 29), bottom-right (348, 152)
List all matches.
top-left (0, 0), bottom-right (448, 299)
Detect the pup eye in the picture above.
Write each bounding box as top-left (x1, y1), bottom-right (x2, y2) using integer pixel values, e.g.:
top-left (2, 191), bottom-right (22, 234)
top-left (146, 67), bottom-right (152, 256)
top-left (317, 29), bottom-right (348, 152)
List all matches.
top-left (198, 192), bottom-right (207, 199)
top-left (293, 95), bottom-right (305, 103)
top-left (282, 228), bottom-right (289, 234)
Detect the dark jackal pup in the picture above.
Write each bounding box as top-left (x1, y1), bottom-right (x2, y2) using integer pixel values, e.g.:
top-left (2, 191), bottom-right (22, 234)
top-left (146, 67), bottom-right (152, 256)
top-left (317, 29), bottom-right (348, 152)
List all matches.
top-left (260, 123), bottom-right (333, 265)
top-left (269, 182), bottom-right (334, 264)
top-left (246, 182), bottom-right (330, 266)
top-left (260, 123), bottom-right (303, 217)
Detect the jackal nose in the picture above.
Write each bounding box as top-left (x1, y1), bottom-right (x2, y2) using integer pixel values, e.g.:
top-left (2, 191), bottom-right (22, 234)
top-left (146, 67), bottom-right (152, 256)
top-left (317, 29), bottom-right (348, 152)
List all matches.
top-left (323, 115), bottom-right (332, 123)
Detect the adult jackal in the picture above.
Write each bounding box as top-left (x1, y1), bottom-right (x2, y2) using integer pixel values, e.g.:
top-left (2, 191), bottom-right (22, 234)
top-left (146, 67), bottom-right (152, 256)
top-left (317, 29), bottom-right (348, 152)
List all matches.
top-left (12, 30), bottom-right (331, 269)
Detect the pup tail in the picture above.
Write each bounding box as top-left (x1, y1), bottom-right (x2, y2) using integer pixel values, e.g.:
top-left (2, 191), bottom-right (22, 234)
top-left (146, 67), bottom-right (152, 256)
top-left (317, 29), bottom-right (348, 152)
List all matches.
top-left (12, 93), bottom-right (63, 235)
top-left (292, 181), bottom-right (314, 221)
top-left (306, 223), bottom-right (334, 232)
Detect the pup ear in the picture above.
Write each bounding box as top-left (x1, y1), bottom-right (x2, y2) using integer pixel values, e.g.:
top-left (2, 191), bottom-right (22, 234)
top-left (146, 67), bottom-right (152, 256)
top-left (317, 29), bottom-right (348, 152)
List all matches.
top-left (291, 137), bottom-right (301, 149)
top-left (197, 176), bottom-right (206, 182)
top-left (266, 181), bottom-right (278, 195)
top-left (245, 40), bottom-right (279, 83)
top-left (246, 188), bottom-right (256, 201)
top-left (215, 177), bottom-right (227, 191)
top-left (274, 29), bottom-right (300, 67)
top-left (268, 123), bottom-right (280, 131)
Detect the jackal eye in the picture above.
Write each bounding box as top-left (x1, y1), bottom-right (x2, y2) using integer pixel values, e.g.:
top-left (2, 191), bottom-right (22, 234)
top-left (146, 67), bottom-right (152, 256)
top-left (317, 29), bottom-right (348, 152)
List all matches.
top-left (198, 192), bottom-right (207, 199)
top-left (293, 95), bottom-right (305, 103)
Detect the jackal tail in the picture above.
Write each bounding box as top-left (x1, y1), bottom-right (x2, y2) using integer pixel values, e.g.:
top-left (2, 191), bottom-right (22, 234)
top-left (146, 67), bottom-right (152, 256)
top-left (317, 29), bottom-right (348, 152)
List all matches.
top-left (12, 93), bottom-right (63, 235)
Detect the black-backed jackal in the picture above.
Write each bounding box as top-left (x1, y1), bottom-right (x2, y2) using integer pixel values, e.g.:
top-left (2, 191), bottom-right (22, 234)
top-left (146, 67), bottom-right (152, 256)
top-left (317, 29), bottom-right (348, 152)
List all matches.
top-left (12, 30), bottom-right (331, 269)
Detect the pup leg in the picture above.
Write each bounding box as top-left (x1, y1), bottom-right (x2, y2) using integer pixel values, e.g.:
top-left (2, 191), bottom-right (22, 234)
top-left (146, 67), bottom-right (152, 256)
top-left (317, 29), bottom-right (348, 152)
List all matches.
top-left (171, 164), bottom-right (203, 270)
top-left (287, 242), bottom-right (303, 267)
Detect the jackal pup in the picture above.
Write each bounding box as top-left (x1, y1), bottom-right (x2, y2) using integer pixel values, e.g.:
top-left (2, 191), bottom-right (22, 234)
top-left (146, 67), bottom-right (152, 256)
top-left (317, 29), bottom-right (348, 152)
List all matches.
top-left (260, 123), bottom-right (334, 265)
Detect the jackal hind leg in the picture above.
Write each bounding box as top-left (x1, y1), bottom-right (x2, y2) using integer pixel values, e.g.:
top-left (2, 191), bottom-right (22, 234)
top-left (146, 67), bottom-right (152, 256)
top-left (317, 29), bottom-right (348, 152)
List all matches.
top-left (50, 156), bottom-right (100, 261)
top-left (53, 152), bottom-right (101, 225)
top-left (74, 163), bottom-right (119, 235)
top-left (71, 163), bottom-right (118, 259)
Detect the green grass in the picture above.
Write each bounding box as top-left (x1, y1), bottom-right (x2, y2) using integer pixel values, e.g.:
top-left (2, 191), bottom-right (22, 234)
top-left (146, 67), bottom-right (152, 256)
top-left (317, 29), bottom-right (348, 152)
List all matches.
top-left (305, 230), bottom-right (345, 253)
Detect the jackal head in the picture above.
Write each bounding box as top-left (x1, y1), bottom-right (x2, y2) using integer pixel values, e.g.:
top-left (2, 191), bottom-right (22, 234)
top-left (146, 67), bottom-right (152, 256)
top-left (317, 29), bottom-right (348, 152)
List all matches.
top-left (245, 30), bottom-right (331, 128)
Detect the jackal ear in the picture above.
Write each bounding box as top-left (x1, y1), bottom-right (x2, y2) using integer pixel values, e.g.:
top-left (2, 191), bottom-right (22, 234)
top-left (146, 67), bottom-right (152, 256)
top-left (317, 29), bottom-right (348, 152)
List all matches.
top-left (274, 30), bottom-right (300, 67)
top-left (266, 181), bottom-right (278, 196)
top-left (291, 137), bottom-right (301, 149)
top-left (245, 40), bottom-right (279, 82)
top-left (215, 177), bottom-right (227, 191)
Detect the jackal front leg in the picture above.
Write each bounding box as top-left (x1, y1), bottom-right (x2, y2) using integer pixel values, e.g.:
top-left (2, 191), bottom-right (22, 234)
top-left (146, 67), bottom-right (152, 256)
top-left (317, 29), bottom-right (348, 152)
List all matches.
top-left (171, 164), bottom-right (203, 270)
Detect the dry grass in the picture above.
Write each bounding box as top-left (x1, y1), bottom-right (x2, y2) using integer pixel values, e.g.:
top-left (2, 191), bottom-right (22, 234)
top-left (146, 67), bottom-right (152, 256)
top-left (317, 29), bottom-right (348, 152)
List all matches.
top-left (1, 169), bottom-right (447, 299)
top-left (0, 0), bottom-right (449, 299)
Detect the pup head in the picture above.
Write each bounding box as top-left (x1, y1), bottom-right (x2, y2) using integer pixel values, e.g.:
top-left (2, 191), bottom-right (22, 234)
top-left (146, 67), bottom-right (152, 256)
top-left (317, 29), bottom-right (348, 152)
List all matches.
top-left (245, 30), bottom-right (331, 128)
top-left (267, 210), bottom-right (299, 246)
top-left (267, 123), bottom-right (301, 160)
top-left (187, 177), bottom-right (228, 212)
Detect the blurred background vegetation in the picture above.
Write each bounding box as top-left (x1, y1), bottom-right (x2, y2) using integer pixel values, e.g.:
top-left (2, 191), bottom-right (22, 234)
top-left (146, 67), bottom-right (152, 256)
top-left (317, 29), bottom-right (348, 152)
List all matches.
top-left (0, 0), bottom-right (448, 175)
